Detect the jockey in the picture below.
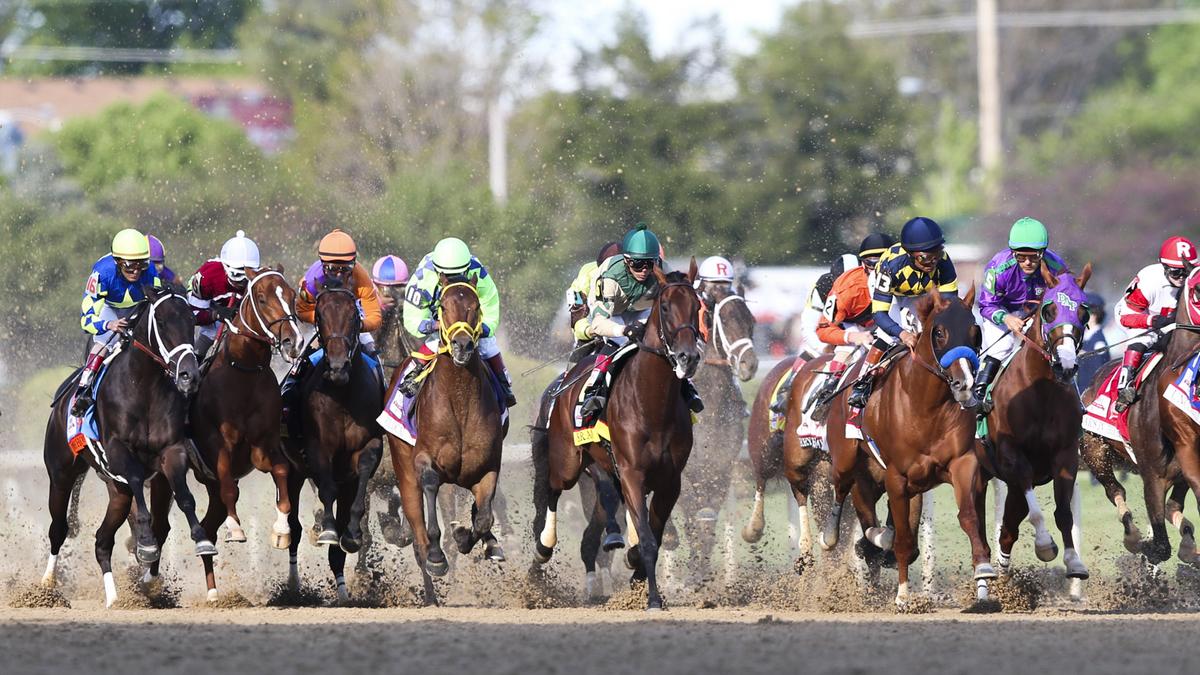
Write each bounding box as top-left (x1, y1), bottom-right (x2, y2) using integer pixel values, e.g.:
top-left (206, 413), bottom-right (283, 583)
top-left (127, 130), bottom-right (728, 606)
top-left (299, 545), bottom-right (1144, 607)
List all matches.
top-left (70, 228), bottom-right (162, 416)
top-left (295, 228), bottom-right (384, 354)
top-left (577, 223), bottom-right (704, 416)
top-left (973, 217), bottom-right (1072, 410)
top-left (808, 233), bottom-right (896, 412)
top-left (568, 241), bottom-right (623, 364)
top-left (1113, 235), bottom-right (1198, 412)
top-left (187, 230), bottom-right (261, 360)
top-left (372, 254), bottom-right (410, 312)
top-left (696, 254), bottom-right (736, 290)
top-left (397, 237), bottom-right (516, 407)
top-left (847, 216), bottom-right (958, 412)
top-left (769, 252), bottom-right (857, 415)
top-left (147, 235), bottom-right (178, 286)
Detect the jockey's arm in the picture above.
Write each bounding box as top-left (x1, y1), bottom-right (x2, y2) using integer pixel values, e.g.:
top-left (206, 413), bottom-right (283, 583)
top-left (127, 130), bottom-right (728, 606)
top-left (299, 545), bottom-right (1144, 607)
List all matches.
top-left (979, 262), bottom-right (1009, 326)
top-left (816, 294), bottom-right (849, 345)
top-left (186, 269), bottom-right (217, 326)
top-left (351, 264), bottom-right (383, 332)
top-left (1116, 287), bottom-right (1152, 330)
top-left (295, 281), bottom-right (317, 325)
top-left (80, 272), bottom-right (107, 335)
top-left (403, 268), bottom-right (438, 338)
top-left (870, 273), bottom-right (902, 338)
top-left (585, 278), bottom-right (626, 339)
top-left (475, 267), bottom-right (501, 337)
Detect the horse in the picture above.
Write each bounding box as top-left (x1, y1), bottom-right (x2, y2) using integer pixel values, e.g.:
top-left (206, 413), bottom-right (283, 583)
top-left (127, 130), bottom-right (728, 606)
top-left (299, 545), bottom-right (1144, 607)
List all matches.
top-left (1079, 266), bottom-right (1200, 566)
top-left (385, 280), bottom-right (507, 605)
top-left (983, 264), bottom-right (1093, 590)
top-left (675, 279), bottom-right (758, 583)
top-left (282, 287), bottom-right (385, 602)
top-left (42, 286), bottom-right (210, 607)
top-left (741, 356), bottom-right (801, 544)
top-left (142, 268), bottom-right (301, 602)
top-left (532, 263), bottom-right (702, 610)
top-left (820, 287), bottom-right (995, 605)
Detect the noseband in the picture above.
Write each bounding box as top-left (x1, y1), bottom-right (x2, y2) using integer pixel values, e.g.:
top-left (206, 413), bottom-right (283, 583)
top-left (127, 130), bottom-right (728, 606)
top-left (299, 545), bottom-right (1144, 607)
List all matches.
top-left (706, 293), bottom-right (754, 369)
top-left (130, 292), bottom-right (197, 384)
top-left (640, 282), bottom-right (702, 371)
top-left (437, 282), bottom-right (483, 346)
top-left (223, 270), bottom-right (301, 356)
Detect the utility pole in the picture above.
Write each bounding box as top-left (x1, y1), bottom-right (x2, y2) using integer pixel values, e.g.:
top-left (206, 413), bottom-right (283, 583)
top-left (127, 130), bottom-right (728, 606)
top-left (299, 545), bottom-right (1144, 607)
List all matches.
top-left (488, 95), bottom-right (508, 205)
top-left (977, 0), bottom-right (1002, 184)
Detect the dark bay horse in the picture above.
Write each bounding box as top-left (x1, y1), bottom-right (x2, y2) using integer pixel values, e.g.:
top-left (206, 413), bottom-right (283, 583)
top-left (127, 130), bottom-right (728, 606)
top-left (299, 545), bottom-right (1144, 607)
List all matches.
top-left (1080, 266), bottom-right (1200, 566)
top-left (984, 265), bottom-right (1093, 591)
top-left (283, 287), bottom-right (384, 602)
top-left (741, 356), bottom-right (801, 544)
top-left (385, 280), bottom-right (507, 605)
top-left (822, 288), bottom-right (994, 605)
top-left (152, 268), bottom-right (301, 602)
top-left (42, 287), bottom-right (210, 607)
top-left (533, 264), bottom-right (702, 610)
top-left (676, 280), bottom-right (758, 583)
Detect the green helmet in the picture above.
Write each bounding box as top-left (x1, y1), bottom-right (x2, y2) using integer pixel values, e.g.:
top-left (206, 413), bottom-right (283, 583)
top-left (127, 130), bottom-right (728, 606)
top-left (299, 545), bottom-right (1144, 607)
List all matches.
top-left (432, 237), bottom-right (472, 275)
top-left (1008, 217), bottom-right (1049, 250)
top-left (111, 228), bottom-right (150, 260)
top-left (621, 223), bottom-right (661, 260)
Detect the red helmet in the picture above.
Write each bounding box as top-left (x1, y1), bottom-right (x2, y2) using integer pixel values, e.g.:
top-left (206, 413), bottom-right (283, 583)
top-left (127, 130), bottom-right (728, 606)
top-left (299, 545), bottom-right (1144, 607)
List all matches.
top-left (1159, 236), bottom-right (1198, 268)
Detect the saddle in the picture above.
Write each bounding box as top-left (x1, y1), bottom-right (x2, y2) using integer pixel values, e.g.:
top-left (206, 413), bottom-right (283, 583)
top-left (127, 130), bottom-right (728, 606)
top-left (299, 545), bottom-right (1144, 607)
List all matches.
top-left (1083, 353), bottom-right (1163, 461)
top-left (572, 341), bottom-right (639, 444)
top-left (377, 354), bottom-right (508, 445)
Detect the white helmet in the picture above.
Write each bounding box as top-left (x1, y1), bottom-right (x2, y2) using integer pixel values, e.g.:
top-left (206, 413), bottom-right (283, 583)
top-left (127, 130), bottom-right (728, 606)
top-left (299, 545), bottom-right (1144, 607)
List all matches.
top-left (698, 255), bottom-right (736, 282)
top-left (219, 230), bottom-right (260, 283)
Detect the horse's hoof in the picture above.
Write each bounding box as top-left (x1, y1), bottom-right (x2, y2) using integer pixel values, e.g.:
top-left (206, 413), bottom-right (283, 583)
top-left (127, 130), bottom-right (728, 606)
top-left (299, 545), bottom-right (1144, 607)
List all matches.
top-left (485, 542), bottom-right (506, 562)
top-left (974, 563), bottom-right (998, 580)
top-left (195, 540), bottom-right (218, 557)
top-left (1034, 537), bottom-right (1059, 562)
top-left (695, 507), bottom-right (718, 523)
top-left (741, 524), bottom-right (764, 544)
top-left (425, 551), bottom-right (449, 577)
top-left (206, 588), bottom-right (219, 603)
top-left (271, 531), bottom-right (292, 550)
top-left (819, 527), bottom-right (838, 551)
top-left (602, 532), bottom-right (625, 552)
top-left (1179, 537), bottom-right (1199, 566)
top-left (1142, 540), bottom-right (1171, 564)
top-left (452, 526), bottom-right (475, 555)
top-left (865, 526), bottom-right (895, 551)
top-left (339, 535), bottom-right (361, 554)
top-left (136, 544), bottom-right (160, 565)
top-left (624, 548), bottom-right (639, 571)
top-left (224, 521), bottom-right (247, 543)
top-left (533, 541), bottom-right (554, 564)
top-left (379, 514), bottom-right (412, 548)
top-left (315, 529), bottom-right (339, 547)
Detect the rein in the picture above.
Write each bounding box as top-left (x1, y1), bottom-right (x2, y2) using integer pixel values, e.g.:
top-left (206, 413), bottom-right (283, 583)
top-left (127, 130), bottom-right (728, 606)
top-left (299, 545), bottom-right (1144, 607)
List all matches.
top-left (223, 270), bottom-right (301, 356)
top-left (130, 291), bottom-right (196, 382)
top-left (704, 293), bottom-right (754, 369)
top-left (639, 281), bottom-right (701, 367)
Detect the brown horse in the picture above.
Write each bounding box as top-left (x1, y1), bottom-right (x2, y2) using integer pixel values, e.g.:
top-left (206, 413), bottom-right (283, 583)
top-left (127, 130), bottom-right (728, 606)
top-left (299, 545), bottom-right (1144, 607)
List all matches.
top-left (741, 356), bottom-right (801, 544)
top-left (532, 264), bottom-right (702, 610)
top-left (984, 265), bottom-right (1093, 589)
top-left (676, 280), bottom-right (758, 583)
top-left (283, 287), bottom-right (385, 601)
top-left (821, 288), bottom-right (994, 605)
top-left (1080, 266), bottom-right (1200, 566)
top-left (385, 280), bottom-right (507, 605)
top-left (142, 268), bottom-right (301, 601)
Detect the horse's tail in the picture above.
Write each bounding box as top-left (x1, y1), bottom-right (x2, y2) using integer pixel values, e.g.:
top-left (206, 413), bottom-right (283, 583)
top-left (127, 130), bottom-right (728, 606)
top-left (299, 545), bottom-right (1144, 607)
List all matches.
top-left (530, 423), bottom-right (550, 539)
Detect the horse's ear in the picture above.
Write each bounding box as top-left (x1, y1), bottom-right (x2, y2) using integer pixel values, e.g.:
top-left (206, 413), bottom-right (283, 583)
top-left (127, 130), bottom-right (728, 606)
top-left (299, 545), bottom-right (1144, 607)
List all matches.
top-left (916, 294), bottom-right (937, 326)
top-left (688, 256), bottom-right (698, 284)
top-left (961, 283), bottom-right (976, 309)
top-left (653, 266), bottom-right (668, 287)
top-left (245, 268), bottom-right (260, 281)
top-left (1078, 262), bottom-right (1093, 290)
top-left (1039, 261), bottom-right (1057, 288)
top-left (469, 276), bottom-right (478, 288)
top-left (143, 283), bottom-right (162, 298)
top-left (273, 262), bottom-right (285, 275)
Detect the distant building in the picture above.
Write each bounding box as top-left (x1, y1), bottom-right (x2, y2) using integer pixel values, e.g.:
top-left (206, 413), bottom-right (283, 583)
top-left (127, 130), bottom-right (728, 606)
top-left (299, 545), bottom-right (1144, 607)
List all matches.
top-left (190, 90), bottom-right (294, 155)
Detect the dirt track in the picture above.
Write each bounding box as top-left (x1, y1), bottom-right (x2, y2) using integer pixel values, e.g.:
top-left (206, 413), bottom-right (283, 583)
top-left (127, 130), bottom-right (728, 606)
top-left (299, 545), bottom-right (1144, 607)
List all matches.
top-left (2, 606), bottom-right (1196, 675)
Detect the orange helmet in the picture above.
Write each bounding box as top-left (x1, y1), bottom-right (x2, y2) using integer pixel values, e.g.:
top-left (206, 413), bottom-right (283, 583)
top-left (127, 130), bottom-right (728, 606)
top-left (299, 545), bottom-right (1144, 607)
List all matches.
top-left (318, 229), bottom-right (357, 263)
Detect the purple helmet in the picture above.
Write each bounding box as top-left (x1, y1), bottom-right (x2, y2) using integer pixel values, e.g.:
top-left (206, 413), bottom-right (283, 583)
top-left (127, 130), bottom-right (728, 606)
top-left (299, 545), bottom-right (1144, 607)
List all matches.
top-left (147, 234), bottom-right (166, 263)
top-left (372, 255), bottom-right (409, 286)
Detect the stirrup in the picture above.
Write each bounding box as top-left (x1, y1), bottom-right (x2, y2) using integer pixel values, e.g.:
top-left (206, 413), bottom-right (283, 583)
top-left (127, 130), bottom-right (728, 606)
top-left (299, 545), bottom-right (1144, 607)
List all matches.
top-left (846, 383), bottom-right (870, 410)
top-left (69, 389), bottom-right (92, 417)
top-left (581, 395), bottom-right (606, 416)
top-left (1115, 387), bottom-right (1136, 413)
top-left (398, 369), bottom-right (422, 396)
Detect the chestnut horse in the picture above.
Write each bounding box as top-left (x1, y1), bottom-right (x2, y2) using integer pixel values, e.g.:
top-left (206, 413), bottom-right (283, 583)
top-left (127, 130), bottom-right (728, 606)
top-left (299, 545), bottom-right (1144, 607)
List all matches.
top-left (741, 356), bottom-right (801, 544)
top-left (282, 287), bottom-right (385, 601)
top-left (676, 279), bottom-right (758, 583)
top-left (532, 264), bottom-right (702, 610)
top-left (385, 280), bottom-right (507, 605)
top-left (821, 288), bottom-right (995, 605)
top-left (1079, 266), bottom-right (1200, 566)
top-left (143, 268), bottom-right (301, 601)
top-left (983, 265), bottom-right (1093, 589)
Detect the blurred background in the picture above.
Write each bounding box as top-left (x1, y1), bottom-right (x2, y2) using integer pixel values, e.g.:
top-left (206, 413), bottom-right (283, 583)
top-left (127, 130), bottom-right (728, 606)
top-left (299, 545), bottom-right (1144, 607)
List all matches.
top-left (1, 0), bottom-right (1195, 383)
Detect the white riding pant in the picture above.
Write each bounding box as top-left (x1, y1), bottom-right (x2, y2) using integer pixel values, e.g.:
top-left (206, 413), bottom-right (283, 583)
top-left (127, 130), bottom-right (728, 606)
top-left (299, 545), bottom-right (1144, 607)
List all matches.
top-left (423, 333), bottom-right (499, 359)
top-left (871, 295), bottom-right (920, 345)
top-left (980, 320), bottom-right (1018, 361)
top-left (90, 305), bottom-right (135, 346)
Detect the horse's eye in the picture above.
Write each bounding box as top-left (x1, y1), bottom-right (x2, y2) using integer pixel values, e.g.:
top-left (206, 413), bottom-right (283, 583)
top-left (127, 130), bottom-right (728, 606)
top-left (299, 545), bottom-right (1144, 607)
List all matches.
top-left (933, 325), bottom-right (948, 347)
top-left (1042, 303), bottom-right (1057, 322)
top-left (1080, 306), bottom-right (1091, 324)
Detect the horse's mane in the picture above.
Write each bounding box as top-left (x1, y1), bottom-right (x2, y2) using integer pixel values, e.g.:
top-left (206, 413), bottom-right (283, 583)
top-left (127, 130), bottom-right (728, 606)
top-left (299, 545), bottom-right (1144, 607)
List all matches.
top-left (648, 270), bottom-right (691, 299)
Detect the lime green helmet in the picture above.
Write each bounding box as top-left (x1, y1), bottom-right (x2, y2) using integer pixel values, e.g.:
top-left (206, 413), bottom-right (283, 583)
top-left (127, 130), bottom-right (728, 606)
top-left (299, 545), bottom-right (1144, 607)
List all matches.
top-left (621, 223), bottom-right (661, 260)
top-left (432, 237), bottom-right (473, 275)
top-left (1008, 217), bottom-right (1049, 250)
top-left (111, 228), bottom-right (150, 260)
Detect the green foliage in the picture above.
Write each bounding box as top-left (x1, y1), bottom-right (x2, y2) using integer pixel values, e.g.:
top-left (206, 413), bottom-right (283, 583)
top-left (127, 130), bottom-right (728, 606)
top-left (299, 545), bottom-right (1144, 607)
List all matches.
top-left (911, 99), bottom-right (983, 219)
top-left (53, 93), bottom-right (263, 193)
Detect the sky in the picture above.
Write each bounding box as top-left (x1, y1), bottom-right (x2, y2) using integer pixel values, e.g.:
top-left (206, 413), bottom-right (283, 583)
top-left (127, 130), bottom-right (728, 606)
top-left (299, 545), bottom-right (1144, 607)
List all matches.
top-left (533, 0), bottom-right (785, 89)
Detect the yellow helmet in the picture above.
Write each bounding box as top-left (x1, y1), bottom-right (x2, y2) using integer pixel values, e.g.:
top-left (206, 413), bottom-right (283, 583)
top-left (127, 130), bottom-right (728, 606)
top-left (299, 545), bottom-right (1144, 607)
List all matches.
top-left (111, 228), bottom-right (150, 260)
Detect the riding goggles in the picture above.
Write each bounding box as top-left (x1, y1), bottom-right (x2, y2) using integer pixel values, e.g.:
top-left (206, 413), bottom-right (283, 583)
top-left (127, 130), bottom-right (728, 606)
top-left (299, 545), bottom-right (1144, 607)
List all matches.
top-left (626, 257), bottom-right (655, 272)
top-left (117, 258), bottom-right (149, 273)
top-left (1165, 265), bottom-right (1188, 281)
top-left (911, 247), bottom-right (943, 266)
top-left (1013, 251), bottom-right (1044, 265)
top-left (323, 263), bottom-right (354, 277)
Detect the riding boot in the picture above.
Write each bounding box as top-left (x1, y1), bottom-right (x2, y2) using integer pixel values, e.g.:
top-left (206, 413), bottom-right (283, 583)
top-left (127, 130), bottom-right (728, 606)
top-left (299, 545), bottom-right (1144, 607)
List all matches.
top-left (485, 353), bottom-right (518, 407)
top-left (973, 356), bottom-right (1002, 415)
top-left (847, 346), bottom-right (885, 411)
top-left (70, 344), bottom-right (109, 417)
top-left (1115, 348), bottom-right (1145, 413)
top-left (769, 364), bottom-right (800, 414)
top-left (809, 358), bottom-right (848, 422)
top-left (580, 343), bottom-right (620, 417)
top-left (194, 332), bottom-right (215, 364)
top-left (681, 379), bottom-right (704, 414)
top-left (398, 343), bottom-right (437, 397)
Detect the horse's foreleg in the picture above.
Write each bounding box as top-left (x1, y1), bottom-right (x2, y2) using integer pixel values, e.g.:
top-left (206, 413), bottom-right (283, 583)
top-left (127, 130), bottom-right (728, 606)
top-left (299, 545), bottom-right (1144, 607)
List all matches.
top-left (44, 468), bottom-right (80, 587)
top-left (884, 471), bottom-right (914, 605)
top-left (1054, 470), bottom-right (1089, 580)
top-left (216, 448), bottom-right (244, 543)
top-left (342, 439), bottom-right (383, 554)
top-left (821, 451), bottom-right (856, 551)
top-left (622, 471), bottom-right (662, 610)
top-left (418, 460), bottom-right (448, 577)
top-left (95, 482), bottom-right (133, 608)
top-left (66, 471), bottom-right (86, 539)
top-left (997, 483), bottom-right (1029, 572)
top-left (1140, 468), bottom-right (1172, 564)
top-left (1166, 480), bottom-right (1198, 565)
top-left (1085, 437), bottom-right (1140, 552)
top-left (267, 450), bottom-right (293, 550)
top-left (311, 442), bottom-right (340, 546)
top-left (144, 474), bottom-right (173, 590)
top-left (161, 443), bottom-right (217, 558)
top-left (949, 454), bottom-right (996, 602)
top-left (199, 480), bottom-right (226, 600)
top-left (285, 468), bottom-right (304, 592)
top-left (579, 473), bottom-right (604, 598)
top-left (459, 470), bottom-right (502, 561)
top-left (328, 490), bottom-right (355, 603)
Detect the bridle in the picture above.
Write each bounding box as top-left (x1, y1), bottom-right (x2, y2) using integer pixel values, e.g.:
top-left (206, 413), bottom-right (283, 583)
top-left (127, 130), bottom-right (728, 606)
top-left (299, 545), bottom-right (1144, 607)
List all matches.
top-left (222, 270), bottom-right (301, 358)
top-left (640, 281), bottom-right (702, 373)
top-left (315, 287), bottom-right (361, 360)
top-left (705, 291), bottom-right (754, 370)
top-left (437, 282), bottom-right (483, 346)
top-left (130, 291), bottom-right (197, 385)
top-left (906, 306), bottom-right (979, 399)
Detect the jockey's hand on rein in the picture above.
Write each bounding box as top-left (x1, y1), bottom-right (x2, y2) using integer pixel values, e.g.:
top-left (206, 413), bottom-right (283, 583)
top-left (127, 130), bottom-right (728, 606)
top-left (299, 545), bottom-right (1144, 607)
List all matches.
top-left (899, 330), bottom-right (918, 349)
top-left (213, 305), bottom-right (238, 321)
top-left (1150, 314), bottom-right (1173, 331)
top-left (105, 318), bottom-right (130, 333)
top-left (623, 323), bottom-right (646, 342)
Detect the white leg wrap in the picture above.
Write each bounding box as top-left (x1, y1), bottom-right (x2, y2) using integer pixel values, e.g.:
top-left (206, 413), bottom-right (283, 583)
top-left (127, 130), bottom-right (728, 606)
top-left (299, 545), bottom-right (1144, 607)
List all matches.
top-left (1025, 489), bottom-right (1056, 560)
top-left (976, 578), bottom-right (990, 601)
top-left (992, 479), bottom-right (1008, 548)
top-left (103, 571), bottom-right (118, 608)
top-left (539, 509), bottom-right (558, 549)
top-left (895, 581), bottom-right (910, 606)
top-left (273, 508), bottom-right (290, 535)
top-left (288, 555), bottom-right (300, 590)
top-left (866, 526), bottom-right (895, 551)
top-left (797, 503), bottom-right (812, 552)
top-left (584, 571), bottom-right (598, 598)
top-left (42, 554), bottom-right (58, 586)
top-left (625, 510), bottom-right (640, 547)
top-left (207, 588), bottom-right (219, 602)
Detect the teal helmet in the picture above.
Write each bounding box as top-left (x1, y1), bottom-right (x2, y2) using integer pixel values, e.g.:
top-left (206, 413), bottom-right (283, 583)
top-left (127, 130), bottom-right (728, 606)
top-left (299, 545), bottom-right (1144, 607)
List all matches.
top-left (1008, 217), bottom-right (1049, 250)
top-left (621, 223), bottom-right (661, 260)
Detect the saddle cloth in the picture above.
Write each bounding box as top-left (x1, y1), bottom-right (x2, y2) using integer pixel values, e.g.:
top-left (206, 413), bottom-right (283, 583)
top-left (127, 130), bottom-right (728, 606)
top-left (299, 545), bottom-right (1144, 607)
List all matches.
top-left (377, 358), bottom-right (508, 445)
top-left (1082, 353), bottom-right (1161, 462)
top-left (1164, 352), bottom-right (1200, 426)
top-left (63, 363), bottom-right (127, 484)
top-left (572, 342), bottom-right (638, 444)
top-left (795, 357), bottom-right (860, 452)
